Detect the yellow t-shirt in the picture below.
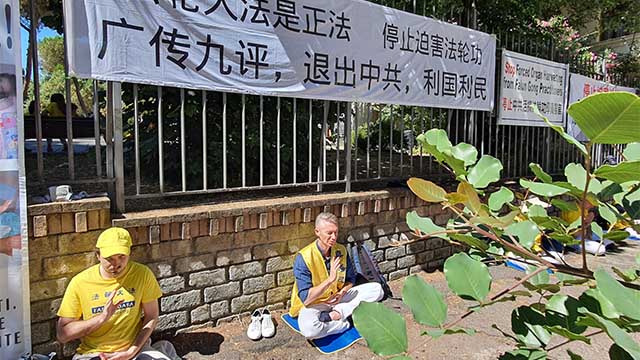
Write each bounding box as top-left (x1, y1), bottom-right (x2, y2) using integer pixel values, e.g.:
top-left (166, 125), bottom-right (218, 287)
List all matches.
top-left (57, 262), bottom-right (162, 354)
top-left (43, 102), bottom-right (65, 117)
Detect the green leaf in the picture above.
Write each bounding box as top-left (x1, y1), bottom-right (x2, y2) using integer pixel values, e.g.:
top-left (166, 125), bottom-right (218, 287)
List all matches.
top-left (599, 203), bottom-right (619, 227)
top-left (546, 295), bottom-right (587, 334)
top-left (419, 130), bottom-right (468, 177)
top-left (489, 187), bottom-right (515, 212)
top-left (406, 211), bottom-right (448, 239)
top-left (600, 181), bottom-right (624, 199)
top-left (594, 161), bottom-right (640, 184)
top-left (423, 128), bottom-right (453, 152)
top-left (612, 267), bottom-right (639, 282)
top-left (407, 177), bottom-right (447, 202)
top-left (551, 199), bottom-right (578, 212)
top-left (544, 325), bottom-right (590, 343)
top-left (511, 306), bottom-right (552, 348)
top-left (555, 272), bottom-right (589, 285)
top-left (520, 179), bottom-right (569, 197)
top-left (527, 265), bottom-right (550, 286)
top-left (591, 222), bottom-right (604, 239)
top-left (565, 162), bottom-right (603, 193)
top-left (531, 216), bottom-right (566, 232)
top-left (505, 221), bottom-right (539, 249)
top-left (444, 253), bottom-right (492, 302)
top-left (422, 327), bottom-right (476, 339)
top-left (568, 92), bottom-right (640, 144)
top-left (577, 310), bottom-right (640, 359)
top-left (389, 356), bottom-right (413, 360)
top-left (595, 269), bottom-right (640, 320)
top-left (533, 104), bottom-right (588, 155)
top-left (499, 348), bottom-right (547, 360)
top-left (402, 275), bottom-right (447, 327)
top-left (623, 143), bottom-right (640, 161)
top-left (445, 192), bottom-right (468, 205)
top-left (567, 350), bottom-right (584, 360)
top-left (458, 182), bottom-right (487, 216)
top-left (604, 230), bottom-right (630, 242)
top-left (580, 288), bottom-right (621, 319)
top-left (623, 198), bottom-right (640, 219)
top-left (527, 205), bottom-right (547, 218)
top-left (610, 344), bottom-right (634, 360)
top-left (468, 155), bottom-right (503, 189)
top-left (353, 302), bottom-right (407, 356)
top-left (529, 163), bottom-right (553, 183)
top-left (450, 233), bottom-right (489, 251)
top-left (565, 163), bottom-right (588, 191)
top-left (451, 142), bottom-right (478, 166)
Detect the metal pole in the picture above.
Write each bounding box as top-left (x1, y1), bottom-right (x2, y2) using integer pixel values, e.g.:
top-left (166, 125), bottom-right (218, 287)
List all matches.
top-left (62, 3), bottom-right (75, 180)
top-left (180, 88), bottom-right (186, 191)
top-left (134, 84), bottom-right (140, 195)
top-left (366, 102), bottom-right (371, 178)
top-left (202, 90), bottom-right (208, 190)
top-left (222, 92), bottom-right (228, 188)
top-left (345, 102), bottom-right (352, 191)
top-left (93, 81), bottom-right (102, 177)
top-left (389, 105), bottom-right (394, 176)
top-left (377, 104), bottom-right (382, 178)
top-left (242, 94), bottom-right (246, 187)
top-left (260, 96), bottom-right (264, 186)
top-left (277, 97), bottom-right (281, 185)
top-left (308, 99), bottom-right (313, 183)
top-left (293, 98), bottom-right (297, 184)
top-left (29, 0), bottom-right (44, 180)
top-left (112, 82), bottom-right (125, 212)
top-left (336, 102), bottom-right (340, 180)
top-left (106, 83), bottom-right (114, 194)
top-left (157, 87), bottom-right (164, 193)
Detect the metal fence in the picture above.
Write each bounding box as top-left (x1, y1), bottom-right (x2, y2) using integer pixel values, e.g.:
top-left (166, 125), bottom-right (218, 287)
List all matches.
top-left (23, 0), bottom-right (634, 212)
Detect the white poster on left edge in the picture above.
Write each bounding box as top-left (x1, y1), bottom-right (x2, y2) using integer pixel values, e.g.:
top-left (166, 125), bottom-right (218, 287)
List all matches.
top-left (567, 73), bottom-right (637, 142)
top-left (498, 50), bottom-right (569, 126)
top-left (64, 0), bottom-right (496, 111)
top-left (0, 0), bottom-right (30, 357)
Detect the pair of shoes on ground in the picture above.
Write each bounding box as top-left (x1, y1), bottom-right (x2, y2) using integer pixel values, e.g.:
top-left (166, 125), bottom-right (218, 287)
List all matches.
top-left (247, 308), bottom-right (275, 340)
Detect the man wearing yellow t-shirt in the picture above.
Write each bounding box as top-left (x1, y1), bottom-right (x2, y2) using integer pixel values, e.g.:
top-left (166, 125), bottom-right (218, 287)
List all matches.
top-left (289, 212), bottom-right (384, 339)
top-left (56, 227), bottom-right (177, 360)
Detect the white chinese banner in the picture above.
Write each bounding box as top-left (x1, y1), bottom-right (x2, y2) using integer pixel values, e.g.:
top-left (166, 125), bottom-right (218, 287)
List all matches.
top-left (65, 0), bottom-right (496, 110)
top-left (498, 50), bottom-right (569, 126)
top-left (567, 73), bottom-right (636, 141)
top-left (0, 0), bottom-right (31, 358)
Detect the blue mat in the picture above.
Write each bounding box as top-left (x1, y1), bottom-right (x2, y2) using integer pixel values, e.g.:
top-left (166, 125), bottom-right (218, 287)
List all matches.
top-left (281, 314), bottom-right (362, 354)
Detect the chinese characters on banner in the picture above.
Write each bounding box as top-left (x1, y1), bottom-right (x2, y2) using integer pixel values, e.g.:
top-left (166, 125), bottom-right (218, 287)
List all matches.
top-left (567, 73), bottom-right (636, 141)
top-left (64, 0), bottom-right (496, 110)
top-left (0, 0), bottom-right (31, 358)
top-left (498, 50), bottom-right (569, 126)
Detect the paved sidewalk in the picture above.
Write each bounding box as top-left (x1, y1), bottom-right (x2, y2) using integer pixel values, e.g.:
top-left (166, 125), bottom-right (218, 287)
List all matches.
top-left (171, 241), bottom-right (640, 360)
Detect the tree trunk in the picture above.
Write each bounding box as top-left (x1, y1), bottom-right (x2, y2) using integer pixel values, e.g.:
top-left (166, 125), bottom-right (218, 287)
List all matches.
top-left (72, 78), bottom-right (91, 115)
top-left (23, 36), bottom-right (32, 100)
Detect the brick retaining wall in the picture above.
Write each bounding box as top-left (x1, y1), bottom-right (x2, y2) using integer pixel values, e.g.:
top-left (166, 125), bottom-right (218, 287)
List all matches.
top-left (27, 189), bottom-right (457, 356)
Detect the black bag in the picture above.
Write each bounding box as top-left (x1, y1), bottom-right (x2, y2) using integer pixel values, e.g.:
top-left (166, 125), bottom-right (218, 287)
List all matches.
top-left (349, 241), bottom-right (394, 299)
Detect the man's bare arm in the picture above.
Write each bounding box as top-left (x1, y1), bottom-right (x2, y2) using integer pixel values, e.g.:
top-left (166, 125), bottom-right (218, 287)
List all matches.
top-left (123, 299), bottom-right (160, 358)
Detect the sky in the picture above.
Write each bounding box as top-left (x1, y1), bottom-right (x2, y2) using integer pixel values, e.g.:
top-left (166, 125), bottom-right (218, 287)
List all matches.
top-left (19, 25), bottom-right (59, 69)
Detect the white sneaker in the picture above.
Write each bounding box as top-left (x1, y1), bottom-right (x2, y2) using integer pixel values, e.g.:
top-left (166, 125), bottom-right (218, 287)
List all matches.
top-left (247, 309), bottom-right (262, 340)
top-left (261, 308), bottom-right (276, 338)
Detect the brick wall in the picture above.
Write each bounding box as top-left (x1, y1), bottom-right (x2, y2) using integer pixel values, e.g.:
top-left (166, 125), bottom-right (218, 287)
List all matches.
top-left (27, 189), bottom-right (457, 356)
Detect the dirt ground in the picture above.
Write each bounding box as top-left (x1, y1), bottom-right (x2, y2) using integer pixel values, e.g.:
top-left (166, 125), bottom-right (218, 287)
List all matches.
top-left (167, 241), bottom-right (640, 360)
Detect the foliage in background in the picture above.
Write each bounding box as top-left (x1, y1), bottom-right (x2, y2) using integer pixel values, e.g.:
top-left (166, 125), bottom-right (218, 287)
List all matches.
top-left (353, 92), bottom-right (640, 359)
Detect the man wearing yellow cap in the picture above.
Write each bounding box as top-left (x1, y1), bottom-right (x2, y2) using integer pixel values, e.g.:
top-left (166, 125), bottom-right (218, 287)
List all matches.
top-left (56, 227), bottom-right (178, 360)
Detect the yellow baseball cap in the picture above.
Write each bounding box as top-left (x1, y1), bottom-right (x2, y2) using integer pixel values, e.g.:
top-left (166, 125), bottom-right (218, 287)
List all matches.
top-left (96, 227), bottom-right (132, 258)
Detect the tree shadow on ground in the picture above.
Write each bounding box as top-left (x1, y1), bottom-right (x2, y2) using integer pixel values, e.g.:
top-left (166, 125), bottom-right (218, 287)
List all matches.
top-left (168, 332), bottom-right (225, 356)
